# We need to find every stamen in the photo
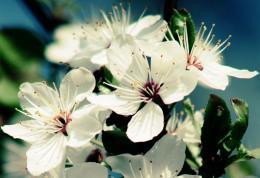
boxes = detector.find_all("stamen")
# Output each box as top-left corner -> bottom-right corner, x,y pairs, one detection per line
212,34 -> 232,53
149,160 -> 153,176
215,42 -> 231,56
22,94 -> 49,117
138,168 -> 144,178
183,19 -> 190,54
176,30 -> 184,48
103,82 -> 140,94
203,23 -> 215,47
128,160 -> 137,178
52,82 -> 64,111
166,25 -> 175,40
15,108 -> 36,120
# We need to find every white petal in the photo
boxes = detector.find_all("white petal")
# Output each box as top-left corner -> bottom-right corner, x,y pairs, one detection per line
1,120 -> 50,143
67,143 -> 96,163
87,93 -> 140,116
130,15 -> 167,56
145,134 -> 186,176
180,70 -> 199,93
199,63 -> 229,90
69,57 -> 101,72
159,72 -> 198,104
26,133 -> 67,176
54,24 -> 82,41
45,41 -> 78,63
150,41 -> 186,84
106,154 -> 148,178
120,47 -> 150,86
174,119 -> 201,144
59,67 -> 95,111
45,24 -> 82,63
212,63 -> 258,78
67,104 -> 109,148
65,163 -> 108,178
135,18 -> 167,42
91,49 -> 108,65
126,102 -> 164,142
108,45 -> 149,89
48,160 -> 66,178
127,15 -> 164,37
106,36 -> 136,81
78,24 -> 111,51
176,175 -> 202,178
18,82 -> 60,119
134,40 -> 160,57
159,81 -> 186,104
68,48 -> 102,71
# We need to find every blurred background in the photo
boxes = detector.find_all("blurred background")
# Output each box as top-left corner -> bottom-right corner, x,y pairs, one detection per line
0,0 -> 259,177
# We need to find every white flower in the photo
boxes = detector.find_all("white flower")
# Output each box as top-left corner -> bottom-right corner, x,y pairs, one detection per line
167,22 -> 258,90
45,24 -> 82,64
1,67 -> 111,176
166,110 -> 204,144
50,4 -> 167,71
166,109 -> 204,168
106,134 -> 201,178
65,162 -> 108,178
88,41 -> 196,142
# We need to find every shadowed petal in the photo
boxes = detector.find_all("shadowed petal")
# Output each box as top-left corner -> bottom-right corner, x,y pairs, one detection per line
126,102 -> 164,142
66,163 -> 108,178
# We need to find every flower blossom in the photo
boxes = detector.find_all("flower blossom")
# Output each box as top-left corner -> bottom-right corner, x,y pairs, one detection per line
88,42 -> 196,142
167,22 -> 258,90
1,68 -> 111,176
106,134 -> 201,178
166,109 -> 204,144
46,4 -> 167,71
45,24 -> 82,65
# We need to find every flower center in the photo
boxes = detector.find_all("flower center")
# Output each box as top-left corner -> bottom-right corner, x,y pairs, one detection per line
139,81 -> 161,102
186,55 -> 204,71
54,113 -> 72,136
86,149 -> 104,163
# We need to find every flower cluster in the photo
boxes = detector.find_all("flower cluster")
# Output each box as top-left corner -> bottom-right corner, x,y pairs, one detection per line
2,4 -> 258,178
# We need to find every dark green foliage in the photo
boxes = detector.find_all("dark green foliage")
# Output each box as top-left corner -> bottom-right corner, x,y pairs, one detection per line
199,95 -> 253,178
0,28 -> 44,106
102,130 -> 138,155
168,9 -> 196,51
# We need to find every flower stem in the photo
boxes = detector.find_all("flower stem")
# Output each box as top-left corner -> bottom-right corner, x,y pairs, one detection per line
90,139 -> 104,148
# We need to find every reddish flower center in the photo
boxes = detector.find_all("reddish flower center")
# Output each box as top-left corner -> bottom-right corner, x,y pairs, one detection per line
186,55 -> 204,71
140,81 -> 161,101
54,113 -> 72,136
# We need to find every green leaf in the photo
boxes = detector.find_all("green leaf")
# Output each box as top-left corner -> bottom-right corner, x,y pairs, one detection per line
231,98 -> 248,123
223,144 -> 254,169
96,67 -> 118,94
226,161 -> 256,178
0,77 -> 19,106
169,9 -> 196,51
0,28 -> 45,106
183,98 -> 194,117
222,98 -> 249,153
0,28 -> 44,81
102,130 -> 138,155
103,67 -> 118,85
201,94 -> 231,163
